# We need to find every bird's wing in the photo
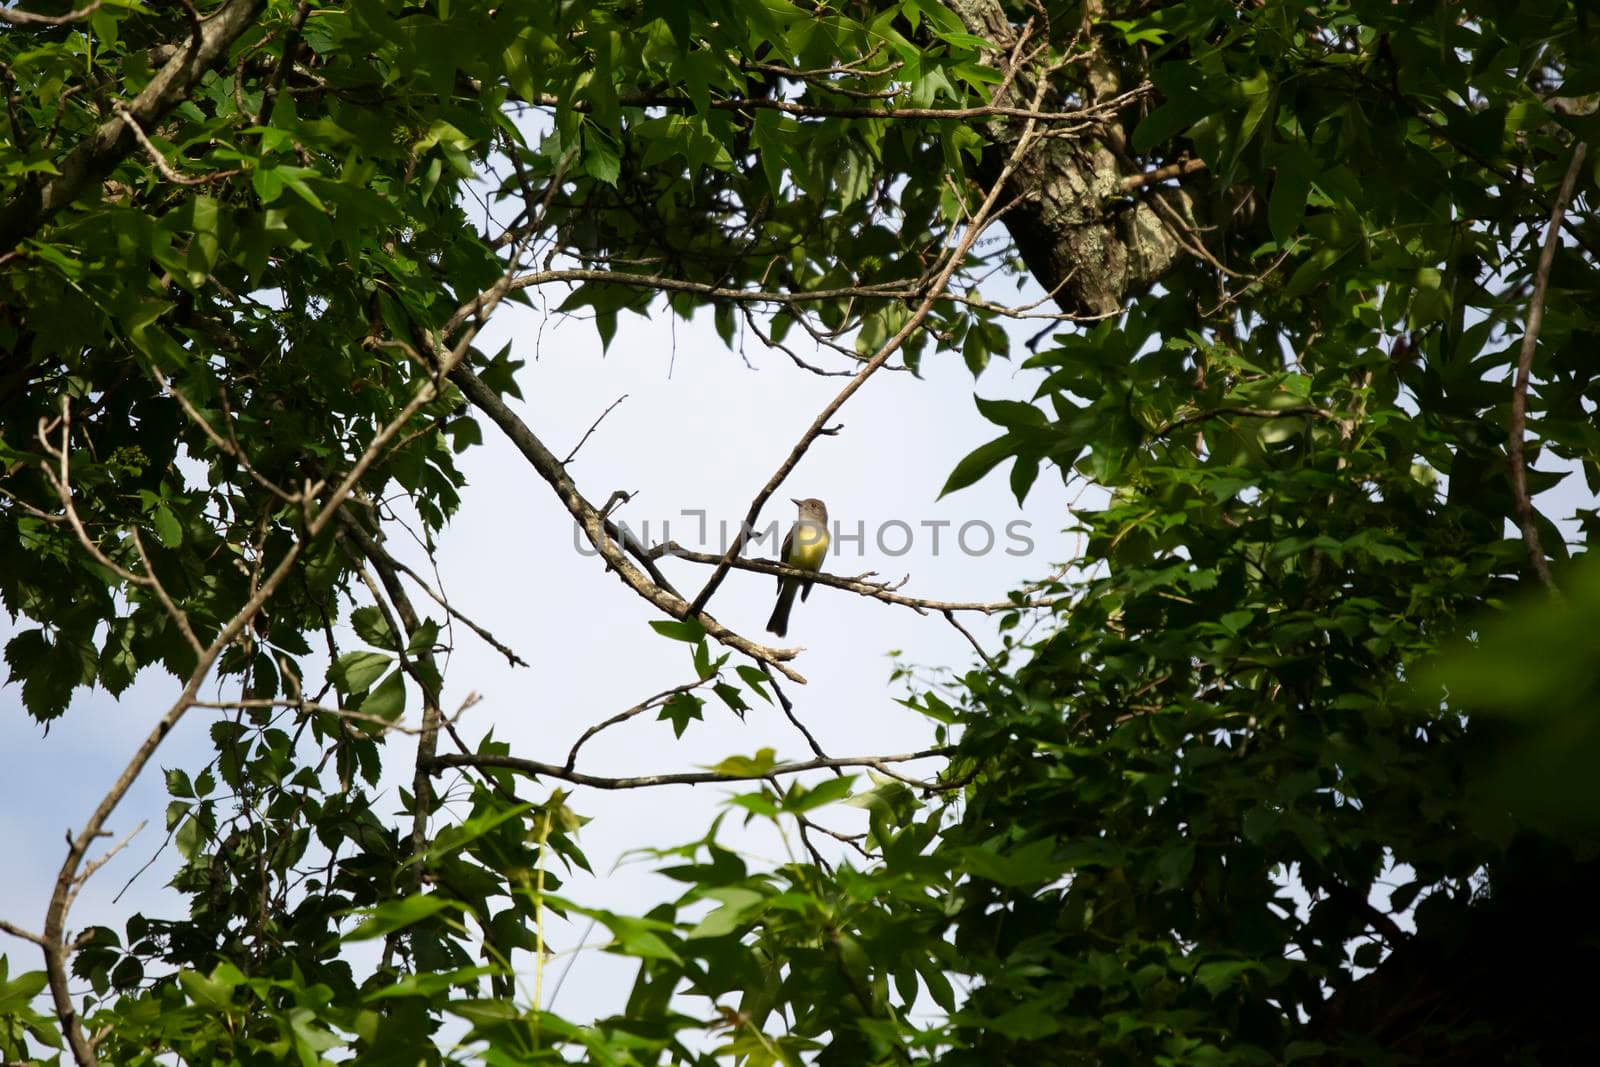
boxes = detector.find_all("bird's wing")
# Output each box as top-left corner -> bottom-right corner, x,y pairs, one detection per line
777,524 -> 794,590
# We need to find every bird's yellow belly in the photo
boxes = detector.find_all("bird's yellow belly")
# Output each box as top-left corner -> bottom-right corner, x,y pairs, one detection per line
791,527 -> 829,571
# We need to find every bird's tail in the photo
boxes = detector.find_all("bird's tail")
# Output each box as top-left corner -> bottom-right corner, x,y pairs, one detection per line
767,578 -> 799,637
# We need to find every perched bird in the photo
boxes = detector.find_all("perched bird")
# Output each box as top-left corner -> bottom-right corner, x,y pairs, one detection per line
767,498 -> 829,637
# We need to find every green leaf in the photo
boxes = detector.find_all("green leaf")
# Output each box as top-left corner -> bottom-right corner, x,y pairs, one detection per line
1133,72 -> 1213,152
405,618 -> 441,656
686,887 -> 767,939
957,837 -> 1065,887
689,636 -> 713,680
940,433 -> 1016,497
174,814 -> 202,861
1267,143 -> 1315,244
713,682 -> 749,716
735,664 -> 774,703
708,748 -> 778,777
328,651 -> 393,698
783,774 -> 855,814
650,619 -> 706,643
659,692 -> 704,737
573,906 -> 682,962
251,164 -> 286,203
582,127 -> 621,185
975,397 -> 1046,429
1009,454 -> 1040,505
0,969 -> 48,1011
358,669 -> 406,722
366,965 -> 500,1001
177,964 -> 242,1011
1195,959 -> 1262,996
343,895 -> 463,942
350,606 -> 397,650
151,505 -> 182,548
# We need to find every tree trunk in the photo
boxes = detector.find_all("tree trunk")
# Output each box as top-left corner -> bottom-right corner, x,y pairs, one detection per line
949,0 -> 1198,317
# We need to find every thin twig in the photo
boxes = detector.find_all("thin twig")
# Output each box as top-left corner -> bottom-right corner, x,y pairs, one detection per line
37,403 -> 205,655
943,610 -> 996,668
762,665 -> 831,765
257,0 -> 311,122
1508,141 -> 1587,591
565,679 -> 713,770
562,394 -> 629,465
62,822 -> 146,923
188,696 -> 460,735
349,532 -> 528,668
173,0 -> 203,40
113,106 -> 242,186
480,265 -> 1118,325
149,365 -> 292,498
1153,404 -> 1333,437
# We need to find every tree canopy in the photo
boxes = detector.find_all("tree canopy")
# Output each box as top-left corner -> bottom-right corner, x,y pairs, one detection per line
2,0 -> 1599,1064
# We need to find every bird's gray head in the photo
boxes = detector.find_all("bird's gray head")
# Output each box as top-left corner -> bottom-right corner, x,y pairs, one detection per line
791,497 -> 828,523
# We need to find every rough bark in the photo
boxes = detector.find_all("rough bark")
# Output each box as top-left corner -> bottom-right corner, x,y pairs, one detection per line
949,0 -> 1197,317
0,0 -> 266,250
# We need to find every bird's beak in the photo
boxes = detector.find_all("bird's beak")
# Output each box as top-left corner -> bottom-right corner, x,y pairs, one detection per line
791,498 -> 803,506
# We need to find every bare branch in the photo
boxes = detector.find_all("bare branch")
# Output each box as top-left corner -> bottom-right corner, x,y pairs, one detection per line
470,265 -> 1114,327
432,748 -> 954,791
565,679 -> 713,770
344,524 -> 528,668
761,664 -> 831,765
62,822 -> 146,924
172,0 -> 203,46
0,63 -> 29,152
337,517 -> 450,918
0,0 -> 106,26
115,105 -> 242,186
257,0 -> 311,123
36,403 -> 205,656
514,82 -> 1144,124
1121,157 -> 1207,191
0,918 -> 48,949
562,394 -> 629,465
1509,141 -> 1587,591
738,304 -> 857,376
189,695 -> 471,736
655,543 -> 1039,615
944,609 -> 997,669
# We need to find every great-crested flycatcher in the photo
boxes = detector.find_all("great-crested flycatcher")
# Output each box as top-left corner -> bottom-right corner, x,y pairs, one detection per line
767,498 -> 829,637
